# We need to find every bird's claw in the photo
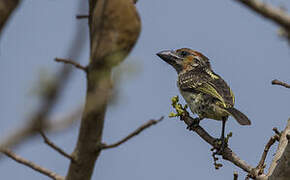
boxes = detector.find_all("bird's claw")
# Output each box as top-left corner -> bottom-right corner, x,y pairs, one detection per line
213,138 -> 227,155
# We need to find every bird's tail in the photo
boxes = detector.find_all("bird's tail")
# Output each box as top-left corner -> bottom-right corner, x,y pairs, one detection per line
225,107 -> 251,125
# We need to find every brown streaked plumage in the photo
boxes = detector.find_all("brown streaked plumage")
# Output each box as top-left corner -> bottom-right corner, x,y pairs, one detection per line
157,48 -> 251,151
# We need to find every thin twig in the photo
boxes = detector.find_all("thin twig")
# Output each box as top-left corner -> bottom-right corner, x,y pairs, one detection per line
101,117 -> 164,150
39,131 -> 75,162
235,0 -> 290,30
272,79 -> 290,88
256,135 -> 279,175
234,171 -> 238,180
76,14 -> 89,19
55,58 -> 87,72
0,148 -> 64,180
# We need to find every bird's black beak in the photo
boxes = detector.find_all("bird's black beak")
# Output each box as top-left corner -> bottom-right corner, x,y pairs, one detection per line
156,50 -> 183,72
156,50 -> 180,65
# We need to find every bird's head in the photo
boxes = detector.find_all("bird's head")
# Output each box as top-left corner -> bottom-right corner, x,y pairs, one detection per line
156,48 -> 211,73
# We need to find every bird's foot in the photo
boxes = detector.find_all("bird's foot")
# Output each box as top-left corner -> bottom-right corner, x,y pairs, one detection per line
186,117 -> 201,130
214,137 -> 227,155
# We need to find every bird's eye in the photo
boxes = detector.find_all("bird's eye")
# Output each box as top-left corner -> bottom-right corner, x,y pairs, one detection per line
179,51 -> 189,57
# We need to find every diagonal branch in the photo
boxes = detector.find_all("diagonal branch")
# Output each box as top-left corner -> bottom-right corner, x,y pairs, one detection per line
101,117 -> 163,150
272,79 -> 290,89
181,114 -> 255,174
234,0 -> 290,30
39,131 -> 75,162
0,148 -> 64,180
255,134 -> 279,175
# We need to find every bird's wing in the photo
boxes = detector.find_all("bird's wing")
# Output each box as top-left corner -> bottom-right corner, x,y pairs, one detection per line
178,69 -> 235,108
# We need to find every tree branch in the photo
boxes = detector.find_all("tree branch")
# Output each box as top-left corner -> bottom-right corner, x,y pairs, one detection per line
76,14 -> 89,19
65,0 -> 141,179
267,119 -> 290,180
234,0 -> 290,30
256,135 -> 279,175
271,79 -> 290,89
0,148 -> 64,180
55,58 -> 88,72
101,117 -> 163,150
0,0 -> 20,36
180,114 -> 255,174
40,131 -> 75,162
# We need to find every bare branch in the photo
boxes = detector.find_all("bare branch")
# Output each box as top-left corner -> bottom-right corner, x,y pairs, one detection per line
234,171 -> 238,180
272,79 -> 290,88
256,135 -> 279,175
101,117 -> 163,150
180,114 -> 255,174
55,58 -> 87,72
76,14 -> 89,19
267,119 -> 290,179
234,0 -> 290,30
0,148 -> 64,180
40,131 -> 75,162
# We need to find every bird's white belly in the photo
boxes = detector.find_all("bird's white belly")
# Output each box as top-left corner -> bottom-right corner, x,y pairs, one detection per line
179,89 -> 227,120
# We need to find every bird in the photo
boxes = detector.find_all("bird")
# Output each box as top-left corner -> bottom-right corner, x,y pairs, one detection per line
156,48 -> 251,151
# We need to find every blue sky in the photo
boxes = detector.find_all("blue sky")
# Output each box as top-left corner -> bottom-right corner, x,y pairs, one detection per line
1,0 -> 290,179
